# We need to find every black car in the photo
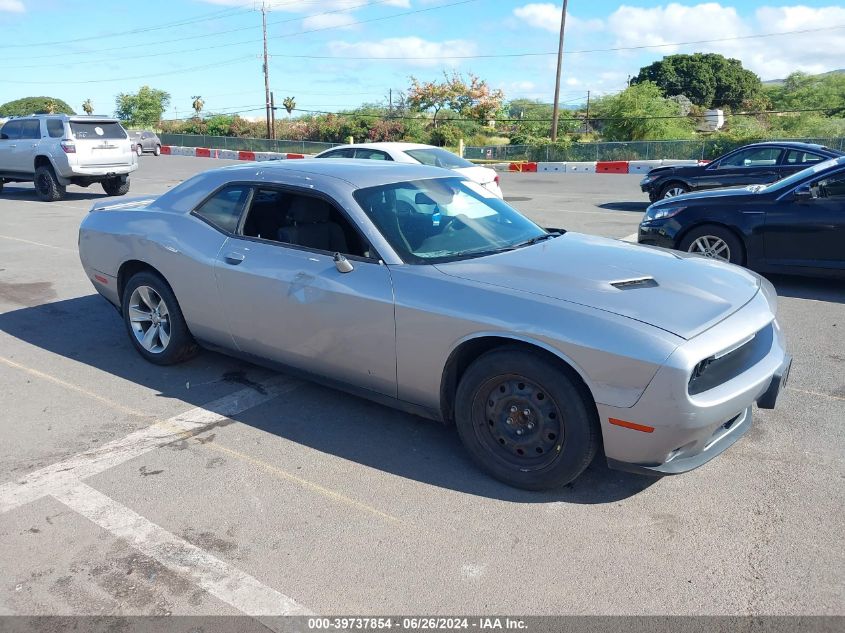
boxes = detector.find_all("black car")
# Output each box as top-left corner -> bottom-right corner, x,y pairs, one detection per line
638,156 -> 845,278
640,142 -> 844,202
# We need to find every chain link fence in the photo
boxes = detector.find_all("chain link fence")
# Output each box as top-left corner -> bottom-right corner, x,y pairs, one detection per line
158,134 -> 339,154
464,138 -> 845,162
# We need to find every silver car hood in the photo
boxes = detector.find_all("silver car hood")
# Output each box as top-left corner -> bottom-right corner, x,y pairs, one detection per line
434,232 -> 761,340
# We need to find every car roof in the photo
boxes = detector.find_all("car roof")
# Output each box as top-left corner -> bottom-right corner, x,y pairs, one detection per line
217,158 -> 454,188
325,142 -> 435,152
742,141 -> 836,152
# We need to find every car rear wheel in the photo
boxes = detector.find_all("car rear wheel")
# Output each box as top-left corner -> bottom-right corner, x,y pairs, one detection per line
102,177 -> 130,196
154,144 -> 161,156
659,182 -> 688,199
455,348 -> 599,490
122,271 -> 197,365
679,224 -> 745,265
34,165 -> 66,202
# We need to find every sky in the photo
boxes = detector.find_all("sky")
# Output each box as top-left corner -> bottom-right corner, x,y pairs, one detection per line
0,0 -> 843,120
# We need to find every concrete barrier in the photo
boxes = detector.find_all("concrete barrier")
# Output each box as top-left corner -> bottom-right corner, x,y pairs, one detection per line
509,162 -> 538,172
628,160 -> 663,174
596,160 -> 629,174
565,162 -> 597,173
538,162 -> 566,172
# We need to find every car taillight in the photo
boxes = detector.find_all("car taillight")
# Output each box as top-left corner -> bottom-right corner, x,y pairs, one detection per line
494,174 -> 500,186
60,140 -> 76,153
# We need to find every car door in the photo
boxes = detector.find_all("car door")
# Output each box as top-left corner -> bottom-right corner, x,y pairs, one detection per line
13,119 -> 43,172
763,168 -> 845,270
0,119 -> 23,172
213,186 -> 397,397
698,147 -> 784,190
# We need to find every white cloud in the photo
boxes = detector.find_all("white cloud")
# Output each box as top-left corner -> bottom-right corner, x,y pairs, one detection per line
327,37 -> 478,67
302,12 -> 357,30
0,0 -> 24,12
199,0 -> 408,10
513,3 -> 603,33
604,3 -> 845,80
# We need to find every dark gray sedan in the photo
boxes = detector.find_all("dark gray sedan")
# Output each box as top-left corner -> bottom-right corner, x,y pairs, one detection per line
78,159 -> 790,489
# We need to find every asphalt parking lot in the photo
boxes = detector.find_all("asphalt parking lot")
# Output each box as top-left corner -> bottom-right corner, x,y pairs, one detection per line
0,155 -> 843,617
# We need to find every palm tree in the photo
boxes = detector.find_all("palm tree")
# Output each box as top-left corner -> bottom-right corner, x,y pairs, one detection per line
282,96 -> 296,116
191,95 -> 204,118
82,99 -> 94,115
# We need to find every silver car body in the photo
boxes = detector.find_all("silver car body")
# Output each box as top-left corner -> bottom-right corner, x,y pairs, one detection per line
78,160 -> 790,475
0,114 -> 136,186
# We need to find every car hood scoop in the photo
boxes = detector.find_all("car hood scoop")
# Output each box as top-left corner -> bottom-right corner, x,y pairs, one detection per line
434,232 -> 760,340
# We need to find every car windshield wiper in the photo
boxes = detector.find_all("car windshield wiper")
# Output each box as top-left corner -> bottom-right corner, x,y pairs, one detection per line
510,232 -> 561,249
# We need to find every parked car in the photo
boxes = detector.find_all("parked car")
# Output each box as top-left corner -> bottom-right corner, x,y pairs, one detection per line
640,141 -> 844,201
638,156 -> 845,277
314,142 -> 503,198
129,129 -> 162,156
0,114 -> 136,201
79,159 -> 790,490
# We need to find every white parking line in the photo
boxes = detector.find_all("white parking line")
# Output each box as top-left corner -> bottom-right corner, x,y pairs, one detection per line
54,482 -> 311,616
621,233 -> 638,243
0,375 -> 301,514
0,233 -> 77,252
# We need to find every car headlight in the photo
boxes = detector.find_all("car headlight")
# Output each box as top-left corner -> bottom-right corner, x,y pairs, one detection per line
643,205 -> 686,221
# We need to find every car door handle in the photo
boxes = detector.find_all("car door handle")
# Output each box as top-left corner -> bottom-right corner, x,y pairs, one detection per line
223,251 -> 245,265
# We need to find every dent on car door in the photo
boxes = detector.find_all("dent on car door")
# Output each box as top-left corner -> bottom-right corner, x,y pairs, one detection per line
764,170 -> 845,269
212,187 -> 398,396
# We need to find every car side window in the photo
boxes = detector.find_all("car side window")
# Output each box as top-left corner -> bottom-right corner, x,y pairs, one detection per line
240,188 -> 371,258
46,119 -> 64,138
19,119 -> 41,140
320,148 -> 353,159
353,149 -> 391,160
785,150 -> 824,165
810,173 -> 845,200
0,120 -> 21,140
193,185 -> 252,233
720,147 -> 782,168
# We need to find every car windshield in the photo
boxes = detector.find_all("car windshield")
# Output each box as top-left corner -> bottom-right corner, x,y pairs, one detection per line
761,157 -> 845,192
405,147 -> 474,169
353,177 -> 549,264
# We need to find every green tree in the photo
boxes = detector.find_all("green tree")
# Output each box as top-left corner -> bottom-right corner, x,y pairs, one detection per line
591,81 -> 695,141
82,99 -> 94,115
114,86 -> 170,127
634,53 -> 762,109
0,96 -> 75,117
765,71 -> 845,116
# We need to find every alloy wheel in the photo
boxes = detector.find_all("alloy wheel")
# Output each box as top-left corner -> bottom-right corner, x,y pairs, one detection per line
688,235 -> 731,262
663,186 -> 687,198
128,285 -> 171,353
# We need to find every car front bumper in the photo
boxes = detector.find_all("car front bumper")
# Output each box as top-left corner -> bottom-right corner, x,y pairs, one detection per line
638,220 -> 681,249
598,288 -> 789,476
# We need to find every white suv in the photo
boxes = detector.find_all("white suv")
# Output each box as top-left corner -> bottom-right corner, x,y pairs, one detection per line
0,114 -> 137,201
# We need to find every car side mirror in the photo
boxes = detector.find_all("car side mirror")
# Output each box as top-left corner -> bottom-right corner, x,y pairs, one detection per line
793,187 -> 814,202
334,252 -> 354,273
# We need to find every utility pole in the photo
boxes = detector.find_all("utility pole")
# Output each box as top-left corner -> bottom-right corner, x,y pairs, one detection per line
584,90 -> 590,135
270,92 -> 276,138
550,0 -> 569,141
261,3 -> 272,139
389,89 -> 393,117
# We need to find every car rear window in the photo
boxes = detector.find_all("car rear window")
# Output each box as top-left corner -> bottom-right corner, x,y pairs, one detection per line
69,122 -> 127,140
405,147 -> 473,169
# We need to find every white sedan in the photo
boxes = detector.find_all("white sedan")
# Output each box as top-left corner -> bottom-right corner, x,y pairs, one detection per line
314,142 -> 503,198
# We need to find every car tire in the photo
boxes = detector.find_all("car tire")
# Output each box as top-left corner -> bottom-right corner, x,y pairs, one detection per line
659,182 -> 689,199
454,347 -> 599,490
136,145 -> 143,156
154,144 -> 161,156
121,271 -> 198,365
34,165 -> 66,202
0,179 -> 4,194
102,177 -> 130,196
679,224 -> 745,265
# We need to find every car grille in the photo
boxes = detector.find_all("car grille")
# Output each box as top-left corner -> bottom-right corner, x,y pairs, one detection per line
688,324 -> 773,395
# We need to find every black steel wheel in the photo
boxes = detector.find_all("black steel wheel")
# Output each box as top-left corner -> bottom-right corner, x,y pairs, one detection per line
34,165 -> 66,202
455,347 -> 599,490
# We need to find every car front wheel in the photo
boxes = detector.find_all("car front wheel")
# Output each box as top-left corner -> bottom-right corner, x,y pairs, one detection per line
122,271 -> 197,365
455,348 -> 599,490
659,182 -> 689,199
154,144 -> 161,156
679,224 -> 745,265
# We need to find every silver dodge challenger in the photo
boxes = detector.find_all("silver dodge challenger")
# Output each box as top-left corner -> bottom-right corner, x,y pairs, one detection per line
78,159 -> 791,490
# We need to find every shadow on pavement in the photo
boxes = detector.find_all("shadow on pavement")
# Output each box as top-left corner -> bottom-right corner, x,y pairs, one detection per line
0,184 -> 110,202
597,201 -> 649,212
766,273 -> 845,304
0,294 -> 658,504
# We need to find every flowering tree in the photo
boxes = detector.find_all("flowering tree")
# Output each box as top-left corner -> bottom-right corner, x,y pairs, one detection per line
407,72 -> 504,128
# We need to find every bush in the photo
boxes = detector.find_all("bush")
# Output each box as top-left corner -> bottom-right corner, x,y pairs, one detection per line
0,96 -> 75,116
